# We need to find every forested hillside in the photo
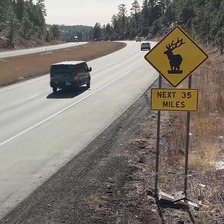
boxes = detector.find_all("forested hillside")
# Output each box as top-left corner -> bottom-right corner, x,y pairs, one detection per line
93,0 -> 224,52
0,0 -> 48,48
59,25 -> 93,42
1,0 -> 224,51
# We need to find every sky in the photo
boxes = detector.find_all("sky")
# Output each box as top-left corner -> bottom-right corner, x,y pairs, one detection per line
44,0 -> 134,27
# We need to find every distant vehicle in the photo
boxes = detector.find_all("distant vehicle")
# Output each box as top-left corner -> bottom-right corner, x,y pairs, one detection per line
73,36 -> 78,42
136,37 -> 142,42
50,61 -> 92,92
94,38 -> 103,41
141,42 -> 151,51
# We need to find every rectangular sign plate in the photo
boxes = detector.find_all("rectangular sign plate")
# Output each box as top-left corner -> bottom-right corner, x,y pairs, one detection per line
151,89 -> 198,111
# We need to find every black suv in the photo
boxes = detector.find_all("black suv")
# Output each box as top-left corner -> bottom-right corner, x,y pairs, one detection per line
50,61 -> 92,92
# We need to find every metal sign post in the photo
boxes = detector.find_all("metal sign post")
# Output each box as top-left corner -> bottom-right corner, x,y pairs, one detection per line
155,75 -> 162,198
184,75 -> 192,196
153,75 -> 194,201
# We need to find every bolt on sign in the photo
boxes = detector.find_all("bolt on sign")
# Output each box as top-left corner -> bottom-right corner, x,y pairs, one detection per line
151,89 -> 198,111
145,26 -> 208,87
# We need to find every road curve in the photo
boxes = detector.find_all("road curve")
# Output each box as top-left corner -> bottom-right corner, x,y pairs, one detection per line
0,42 -> 87,58
0,41 -> 158,219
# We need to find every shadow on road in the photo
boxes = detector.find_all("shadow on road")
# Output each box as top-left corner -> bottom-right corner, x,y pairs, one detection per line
47,87 -> 89,99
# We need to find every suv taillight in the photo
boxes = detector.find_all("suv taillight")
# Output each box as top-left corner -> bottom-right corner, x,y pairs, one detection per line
74,73 -> 78,82
50,71 -> 54,80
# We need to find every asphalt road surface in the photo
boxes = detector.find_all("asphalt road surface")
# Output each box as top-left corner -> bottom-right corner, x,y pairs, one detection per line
0,42 -> 87,58
0,41 -> 158,219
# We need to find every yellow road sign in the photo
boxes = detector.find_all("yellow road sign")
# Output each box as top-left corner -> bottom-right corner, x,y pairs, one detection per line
151,89 -> 198,111
145,26 -> 208,87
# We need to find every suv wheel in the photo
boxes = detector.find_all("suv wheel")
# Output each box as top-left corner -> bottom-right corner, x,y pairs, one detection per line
86,79 -> 91,88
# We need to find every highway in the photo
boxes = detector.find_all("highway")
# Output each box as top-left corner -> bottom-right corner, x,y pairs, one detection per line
0,42 -> 87,58
0,41 -> 158,219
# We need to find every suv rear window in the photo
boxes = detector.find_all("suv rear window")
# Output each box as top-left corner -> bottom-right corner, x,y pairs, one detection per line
75,63 -> 89,72
51,65 -> 75,74
51,63 -> 89,74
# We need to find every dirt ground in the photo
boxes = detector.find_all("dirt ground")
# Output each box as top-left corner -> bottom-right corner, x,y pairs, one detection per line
0,42 -> 223,224
0,42 -> 125,86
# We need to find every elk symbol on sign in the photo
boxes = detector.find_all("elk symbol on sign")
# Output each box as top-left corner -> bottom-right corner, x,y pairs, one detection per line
164,37 -> 185,74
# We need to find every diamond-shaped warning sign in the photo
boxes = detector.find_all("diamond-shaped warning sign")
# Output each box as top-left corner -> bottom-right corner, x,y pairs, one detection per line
145,26 -> 208,87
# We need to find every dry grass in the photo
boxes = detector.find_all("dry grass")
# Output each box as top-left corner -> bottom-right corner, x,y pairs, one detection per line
130,137 -> 149,145
157,47 -> 224,222
85,193 -> 108,211
190,50 -> 224,169
161,47 -> 224,172
178,142 -> 220,172
0,42 -> 125,87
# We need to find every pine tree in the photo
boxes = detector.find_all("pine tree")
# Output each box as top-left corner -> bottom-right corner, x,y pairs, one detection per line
130,0 -> 141,35
37,0 -> 46,16
93,23 -> 102,40
50,24 -> 60,40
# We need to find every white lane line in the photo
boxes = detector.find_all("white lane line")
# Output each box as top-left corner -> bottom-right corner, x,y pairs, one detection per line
0,63 -> 140,147
0,76 -> 47,93
24,94 -> 40,101
0,94 -> 41,115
